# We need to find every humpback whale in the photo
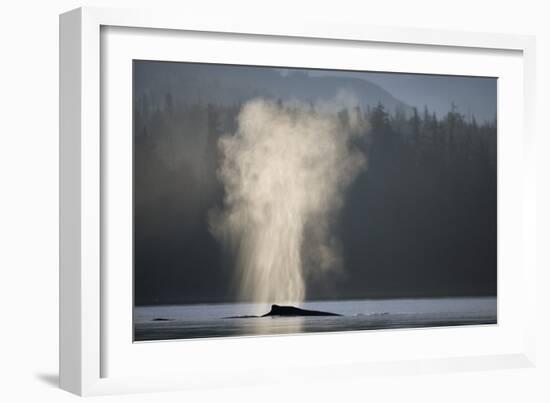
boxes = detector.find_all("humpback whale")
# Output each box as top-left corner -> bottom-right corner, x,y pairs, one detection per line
261,304 -> 341,317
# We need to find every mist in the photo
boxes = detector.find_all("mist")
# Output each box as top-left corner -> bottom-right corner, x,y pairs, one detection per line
209,97 -> 367,306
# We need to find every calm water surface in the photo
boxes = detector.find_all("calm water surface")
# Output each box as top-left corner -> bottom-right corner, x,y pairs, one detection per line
134,297 -> 496,341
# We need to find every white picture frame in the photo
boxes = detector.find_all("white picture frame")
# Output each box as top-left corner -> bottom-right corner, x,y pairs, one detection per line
59,6 -> 537,396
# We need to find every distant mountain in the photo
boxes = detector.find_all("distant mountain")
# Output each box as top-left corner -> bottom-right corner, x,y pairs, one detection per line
134,61 -> 413,114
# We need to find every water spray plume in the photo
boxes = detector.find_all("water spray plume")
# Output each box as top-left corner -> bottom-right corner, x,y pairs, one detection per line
210,96 -> 367,307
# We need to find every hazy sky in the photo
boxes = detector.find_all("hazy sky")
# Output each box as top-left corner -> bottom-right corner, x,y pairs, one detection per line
135,61 -> 497,123
289,68 -> 497,123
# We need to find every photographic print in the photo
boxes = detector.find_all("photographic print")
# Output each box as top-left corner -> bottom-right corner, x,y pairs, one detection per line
133,61 -> 497,341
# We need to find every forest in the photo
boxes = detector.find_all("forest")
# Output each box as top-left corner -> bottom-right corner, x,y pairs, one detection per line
133,93 -> 497,304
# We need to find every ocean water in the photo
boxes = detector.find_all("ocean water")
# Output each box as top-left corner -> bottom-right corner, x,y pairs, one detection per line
134,297 -> 496,342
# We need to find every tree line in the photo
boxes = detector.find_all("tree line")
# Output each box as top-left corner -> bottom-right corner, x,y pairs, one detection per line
133,94 -> 497,303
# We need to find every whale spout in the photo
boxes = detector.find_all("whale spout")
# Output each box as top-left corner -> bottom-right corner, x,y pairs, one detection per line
261,304 -> 341,317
